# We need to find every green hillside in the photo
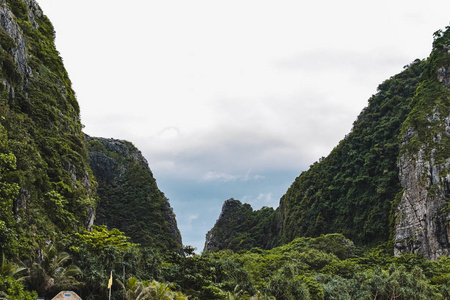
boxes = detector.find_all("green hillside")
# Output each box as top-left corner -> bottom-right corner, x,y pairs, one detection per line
86,136 -> 182,251
278,58 -> 426,246
206,27 -> 450,254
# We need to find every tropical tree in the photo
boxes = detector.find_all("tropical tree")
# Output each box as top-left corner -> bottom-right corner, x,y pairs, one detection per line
70,226 -> 144,300
383,264 -> 434,300
224,285 -> 246,300
117,277 -> 188,300
117,276 -> 147,300
161,246 -> 219,298
315,273 -> 355,300
0,253 -> 27,280
0,252 -> 32,299
250,291 -> 276,300
26,243 -> 81,297
0,275 -> 37,300
266,272 -> 310,300
146,280 -> 187,300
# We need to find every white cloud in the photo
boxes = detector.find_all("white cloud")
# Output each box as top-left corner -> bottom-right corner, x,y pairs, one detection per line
158,127 -> 180,140
202,171 -> 239,183
202,170 -> 265,183
186,215 -> 199,230
242,193 -> 278,209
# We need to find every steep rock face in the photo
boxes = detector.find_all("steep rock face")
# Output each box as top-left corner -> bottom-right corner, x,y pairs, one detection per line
0,1 -> 31,78
0,0 -> 96,257
394,140 -> 450,259
86,136 -> 182,251
394,29 -> 450,259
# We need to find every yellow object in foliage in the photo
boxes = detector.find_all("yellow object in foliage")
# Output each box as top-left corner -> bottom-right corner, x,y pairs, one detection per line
108,271 -> 113,289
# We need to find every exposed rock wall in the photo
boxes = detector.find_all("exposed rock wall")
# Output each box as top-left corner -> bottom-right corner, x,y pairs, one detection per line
394,42 -> 450,259
395,140 -> 450,259
0,0 -> 32,78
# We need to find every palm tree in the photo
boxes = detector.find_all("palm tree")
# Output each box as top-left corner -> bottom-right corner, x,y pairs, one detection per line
0,253 -> 27,280
224,285 -> 246,300
250,291 -> 276,300
27,244 -> 81,297
118,276 -> 146,300
146,280 -> 176,300
118,277 -> 188,300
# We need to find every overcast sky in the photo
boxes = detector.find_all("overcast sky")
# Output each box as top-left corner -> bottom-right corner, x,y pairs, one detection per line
37,0 -> 450,252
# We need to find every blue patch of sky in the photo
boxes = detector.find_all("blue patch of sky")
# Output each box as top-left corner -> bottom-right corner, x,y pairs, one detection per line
157,170 -> 299,253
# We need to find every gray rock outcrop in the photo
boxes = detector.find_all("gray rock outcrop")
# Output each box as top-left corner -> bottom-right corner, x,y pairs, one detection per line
394,143 -> 450,259
0,0 -> 32,78
394,64 -> 450,259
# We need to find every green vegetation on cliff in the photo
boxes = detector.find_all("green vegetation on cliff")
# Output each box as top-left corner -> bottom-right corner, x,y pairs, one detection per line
85,136 -> 182,252
279,58 -> 426,247
0,2 -> 183,299
205,199 -> 278,251
399,29 -> 450,162
0,0 -> 96,259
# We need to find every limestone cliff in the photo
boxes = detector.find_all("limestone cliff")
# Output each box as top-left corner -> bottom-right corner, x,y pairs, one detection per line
86,136 -> 182,251
0,0 -> 96,257
394,129 -> 450,259
394,29 -> 450,259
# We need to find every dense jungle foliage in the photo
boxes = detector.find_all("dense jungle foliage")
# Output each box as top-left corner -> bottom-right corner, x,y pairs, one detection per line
2,232 -> 450,299
205,199 -> 278,252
